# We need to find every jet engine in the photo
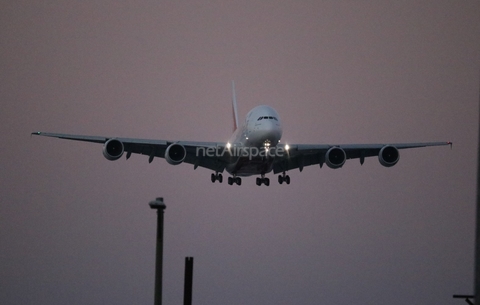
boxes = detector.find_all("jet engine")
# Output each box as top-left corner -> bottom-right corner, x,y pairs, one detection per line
325,147 -> 346,169
379,145 -> 399,167
103,138 -> 124,161
165,143 -> 187,165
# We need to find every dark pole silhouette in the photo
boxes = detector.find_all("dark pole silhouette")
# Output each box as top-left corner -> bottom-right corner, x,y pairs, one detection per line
150,197 -> 166,305
184,257 -> 194,305
454,75 -> 479,305
475,73 -> 480,303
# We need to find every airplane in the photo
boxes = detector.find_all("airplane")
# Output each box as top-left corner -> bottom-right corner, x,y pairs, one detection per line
32,81 -> 452,186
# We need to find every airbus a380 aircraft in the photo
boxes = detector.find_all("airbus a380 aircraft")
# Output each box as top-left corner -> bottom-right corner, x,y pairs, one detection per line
32,82 -> 451,186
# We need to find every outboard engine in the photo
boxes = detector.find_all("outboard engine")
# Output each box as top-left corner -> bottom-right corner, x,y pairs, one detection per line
103,139 -> 124,161
378,145 -> 399,167
165,143 -> 187,165
325,147 -> 346,169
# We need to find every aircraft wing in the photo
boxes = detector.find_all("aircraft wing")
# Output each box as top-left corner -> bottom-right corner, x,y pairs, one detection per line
31,132 -> 230,173
272,142 -> 452,174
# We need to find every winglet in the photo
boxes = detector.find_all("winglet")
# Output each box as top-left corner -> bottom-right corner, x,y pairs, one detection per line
448,141 -> 453,149
232,80 -> 239,132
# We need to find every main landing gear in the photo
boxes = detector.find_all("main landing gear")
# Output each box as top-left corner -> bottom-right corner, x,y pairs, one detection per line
211,172 -> 289,186
256,174 -> 270,186
213,172 -> 241,185
278,172 -> 290,185
228,176 -> 242,185
211,172 -> 223,183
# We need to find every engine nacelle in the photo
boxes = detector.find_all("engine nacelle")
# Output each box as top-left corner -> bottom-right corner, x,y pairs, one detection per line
165,143 -> 186,165
325,147 -> 346,169
379,145 -> 399,167
103,138 -> 124,161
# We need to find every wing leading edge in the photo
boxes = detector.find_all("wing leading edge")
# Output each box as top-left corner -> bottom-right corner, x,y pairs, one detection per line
272,142 -> 451,173
31,132 -> 230,173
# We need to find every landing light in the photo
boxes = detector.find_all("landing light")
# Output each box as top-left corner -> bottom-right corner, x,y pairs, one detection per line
226,142 -> 231,149
285,144 -> 290,151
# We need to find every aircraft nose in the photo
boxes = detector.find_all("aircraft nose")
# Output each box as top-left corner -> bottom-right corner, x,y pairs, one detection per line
258,119 -> 278,130
255,123 -> 282,143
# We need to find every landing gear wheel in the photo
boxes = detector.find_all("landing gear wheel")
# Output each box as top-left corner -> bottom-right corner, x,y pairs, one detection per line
278,173 -> 290,185
228,176 -> 240,185
256,176 -> 270,186
211,172 -> 223,183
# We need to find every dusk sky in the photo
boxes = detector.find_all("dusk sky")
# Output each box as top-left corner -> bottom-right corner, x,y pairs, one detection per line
1,1 -> 479,304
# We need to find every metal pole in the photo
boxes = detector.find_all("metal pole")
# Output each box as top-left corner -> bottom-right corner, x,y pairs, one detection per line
149,197 -> 166,305
183,257 -> 194,305
475,72 -> 480,303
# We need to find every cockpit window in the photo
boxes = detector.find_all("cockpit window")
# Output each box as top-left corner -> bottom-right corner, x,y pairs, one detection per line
257,116 -> 278,121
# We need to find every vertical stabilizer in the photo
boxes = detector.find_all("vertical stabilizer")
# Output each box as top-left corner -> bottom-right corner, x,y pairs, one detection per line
232,80 -> 239,132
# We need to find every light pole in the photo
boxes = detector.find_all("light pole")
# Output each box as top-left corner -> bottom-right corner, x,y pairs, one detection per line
149,197 -> 166,305
184,257 -> 194,305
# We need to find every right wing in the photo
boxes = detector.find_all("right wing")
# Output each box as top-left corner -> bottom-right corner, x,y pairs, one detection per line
272,141 -> 452,173
31,132 -> 231,173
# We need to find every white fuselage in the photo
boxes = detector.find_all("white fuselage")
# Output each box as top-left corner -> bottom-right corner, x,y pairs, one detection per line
225,105 -> 283,176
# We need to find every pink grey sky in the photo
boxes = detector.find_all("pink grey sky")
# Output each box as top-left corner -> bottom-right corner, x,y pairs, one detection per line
1,1 -> 479,304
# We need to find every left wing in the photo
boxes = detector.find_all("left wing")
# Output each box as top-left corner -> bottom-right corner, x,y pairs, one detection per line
272,142 -> 452,173
31,132 -> 231,173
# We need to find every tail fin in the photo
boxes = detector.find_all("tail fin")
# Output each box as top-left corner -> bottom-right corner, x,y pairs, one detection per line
231,80 -> 239,132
